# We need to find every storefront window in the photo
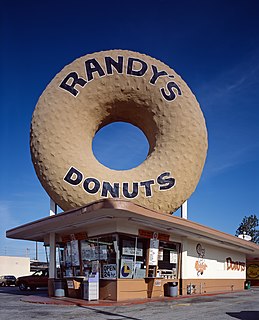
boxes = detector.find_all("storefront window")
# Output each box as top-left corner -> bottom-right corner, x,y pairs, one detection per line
62,233 -> 180,280
81,235 -> 117,279
64,242 -> 73,276
157,242 -> 179,279
119,235 -> 147,279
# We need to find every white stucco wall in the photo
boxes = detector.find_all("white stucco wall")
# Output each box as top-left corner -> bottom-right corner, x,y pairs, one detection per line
0,256 -> 30,278
182,240 -> 246,279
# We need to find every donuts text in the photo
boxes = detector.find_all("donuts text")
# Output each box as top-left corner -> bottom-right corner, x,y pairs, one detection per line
64,166 -> 176,199
59,55 -> 182,102
226,257 -> 246,272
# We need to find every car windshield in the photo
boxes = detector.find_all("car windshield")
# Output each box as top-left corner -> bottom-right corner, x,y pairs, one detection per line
33,270 -> 48,277
5,276 -> 15,279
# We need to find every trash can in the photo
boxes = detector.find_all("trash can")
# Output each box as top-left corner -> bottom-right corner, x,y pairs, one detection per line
54,279 -> 65,297
168,282 -> 178,297
244,281 -> 251,290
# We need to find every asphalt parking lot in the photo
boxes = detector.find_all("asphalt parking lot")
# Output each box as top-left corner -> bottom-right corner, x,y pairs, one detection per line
0,286 -> 259,320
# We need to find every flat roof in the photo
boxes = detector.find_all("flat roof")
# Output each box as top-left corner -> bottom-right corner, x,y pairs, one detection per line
6,199 -> 259,258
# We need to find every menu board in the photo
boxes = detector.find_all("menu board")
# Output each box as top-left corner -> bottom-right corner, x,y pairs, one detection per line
170,251 -> 178,264
148,239 -> 159,266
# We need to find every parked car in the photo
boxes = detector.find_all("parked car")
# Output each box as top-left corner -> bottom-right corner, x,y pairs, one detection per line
0,275 -> 16,286
16,269 -> 48,291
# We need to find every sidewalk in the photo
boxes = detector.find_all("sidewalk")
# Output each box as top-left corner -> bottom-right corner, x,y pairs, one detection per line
20,289 -> 245,307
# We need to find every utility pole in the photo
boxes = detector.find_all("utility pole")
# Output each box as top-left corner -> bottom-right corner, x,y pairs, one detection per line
35,241 -> 38,260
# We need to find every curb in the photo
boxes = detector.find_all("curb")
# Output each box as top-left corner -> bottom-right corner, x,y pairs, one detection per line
20,289 -> 246,307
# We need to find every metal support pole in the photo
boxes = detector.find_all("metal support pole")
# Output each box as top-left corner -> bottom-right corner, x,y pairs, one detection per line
44,245 -> 49,264
50,198 -> 57,216
49,233 -> 56,279
181,200 -> 188,219
35,241 -> 38,260
133,237 -> 138,278
181,238 -> 188,295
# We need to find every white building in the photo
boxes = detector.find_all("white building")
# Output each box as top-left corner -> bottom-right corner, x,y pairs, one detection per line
0,256 -> 30,278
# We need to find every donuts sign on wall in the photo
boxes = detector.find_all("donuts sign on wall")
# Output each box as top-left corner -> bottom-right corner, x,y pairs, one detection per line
30,50 -> 208,214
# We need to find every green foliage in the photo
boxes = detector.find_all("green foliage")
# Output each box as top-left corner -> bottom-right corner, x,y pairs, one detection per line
235,214 -> 259,244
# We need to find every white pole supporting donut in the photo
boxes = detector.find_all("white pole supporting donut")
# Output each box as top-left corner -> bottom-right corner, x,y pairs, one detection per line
49,232 -> 56,279
181,200 -> 188,219
50,198 -> 57,216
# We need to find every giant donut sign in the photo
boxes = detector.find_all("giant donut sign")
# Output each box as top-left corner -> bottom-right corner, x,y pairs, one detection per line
30,50 -> 208,214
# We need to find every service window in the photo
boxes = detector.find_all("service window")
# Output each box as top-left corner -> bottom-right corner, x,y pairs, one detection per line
157,242 -> 179,279
119,234 -> 148,279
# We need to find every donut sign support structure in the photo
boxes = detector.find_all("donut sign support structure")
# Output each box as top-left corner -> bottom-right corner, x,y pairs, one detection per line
30,50 -> 208,214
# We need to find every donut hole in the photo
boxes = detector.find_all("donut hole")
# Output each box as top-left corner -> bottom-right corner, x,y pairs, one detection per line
97,100 -> 159,154
92,122 -> 150,170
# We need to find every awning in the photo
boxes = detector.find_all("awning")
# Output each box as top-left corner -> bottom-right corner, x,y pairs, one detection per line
6,199 -> 259,258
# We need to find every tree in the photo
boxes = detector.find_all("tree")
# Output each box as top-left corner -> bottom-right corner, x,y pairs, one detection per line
235,214 -> 259,244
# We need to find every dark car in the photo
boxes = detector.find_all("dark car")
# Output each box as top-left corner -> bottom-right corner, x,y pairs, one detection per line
16,269 -> 48,291
0,275 -> 16,286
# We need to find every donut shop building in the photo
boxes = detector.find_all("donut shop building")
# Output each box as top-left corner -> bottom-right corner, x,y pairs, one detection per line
6,199 -> 259,301
6,49 -> 259,301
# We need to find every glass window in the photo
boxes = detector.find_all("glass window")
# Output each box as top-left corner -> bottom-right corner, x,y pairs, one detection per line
81,235 -> 117,279
63,241 -> 81,276
62,233 -> 180,280
157,242 -> 179,279
119,234 -> 148,279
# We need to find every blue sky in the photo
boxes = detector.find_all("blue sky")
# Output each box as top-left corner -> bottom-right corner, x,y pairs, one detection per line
1,0 -> 259,261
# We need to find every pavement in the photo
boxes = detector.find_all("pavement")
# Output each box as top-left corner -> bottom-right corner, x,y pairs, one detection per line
20,289 -> 244,306
1,286 -> 259,320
